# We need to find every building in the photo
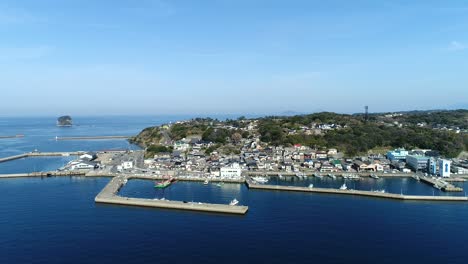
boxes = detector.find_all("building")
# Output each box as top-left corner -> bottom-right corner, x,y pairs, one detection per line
70,161 -> 96,170
386,148 -> 409,161
406,155 -> 429,171
173,140 -> 190,151
427,158 -> 437,175
220,163 -> 242,178
438,159 -> 451,178
122,161 -> 134,170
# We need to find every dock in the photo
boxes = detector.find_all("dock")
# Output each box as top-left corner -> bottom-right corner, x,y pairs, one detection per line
419,176 -> 463,192
246,179 -> 467,202
55,136 -> 131,140
95,175 -> 248,215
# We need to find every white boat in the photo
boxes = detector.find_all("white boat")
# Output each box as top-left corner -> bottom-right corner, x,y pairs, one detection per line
373,189 -> 386,193
328,174 -> 336,180
340,183 -> 347,190
252,176 -> 268,183
278,174 -> 283,179
308,184 -> 314,188
203,179 -> 209,185
314,173 -> 323,179
229,198 -> 239,206
370,174 -> 379,179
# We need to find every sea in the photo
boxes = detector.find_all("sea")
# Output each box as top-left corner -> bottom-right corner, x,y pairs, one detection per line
1,116 -> 468,264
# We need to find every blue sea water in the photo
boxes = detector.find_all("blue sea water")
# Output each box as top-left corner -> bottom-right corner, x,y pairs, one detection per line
1,116 -> 468,264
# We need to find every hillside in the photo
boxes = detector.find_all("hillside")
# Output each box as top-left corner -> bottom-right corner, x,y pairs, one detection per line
131,110 -> 468,158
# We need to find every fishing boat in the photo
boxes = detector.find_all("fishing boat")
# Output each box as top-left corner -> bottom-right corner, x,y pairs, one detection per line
328,174 -> 336,180
373,189 -> 386,193
308,184 -> 314,188
370,174 -> 379,179
252,176 -> 268,183
229,198 -> 239,206
154,177 -> 174,189
203,179 -> 209,185
340,183 -> 347,190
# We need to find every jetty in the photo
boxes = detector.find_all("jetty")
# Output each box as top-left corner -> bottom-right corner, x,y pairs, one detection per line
246,178 -> 467,202
55,136 -> 131,140
0,135 -> 24,139
0,151 -> 85,163
95,175 -> 248,215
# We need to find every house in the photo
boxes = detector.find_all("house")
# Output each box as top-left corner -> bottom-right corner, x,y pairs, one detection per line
316,151 -> 327,159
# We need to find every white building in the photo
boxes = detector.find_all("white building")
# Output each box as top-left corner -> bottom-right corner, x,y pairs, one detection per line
122,161 -> 134,170
438,159 -> 451,178
70,161 -> 95,170
220,163 -> 242,178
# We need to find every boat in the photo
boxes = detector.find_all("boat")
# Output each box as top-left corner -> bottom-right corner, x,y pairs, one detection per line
203,179 -> 209,185
340,183 -> 347,190
229,198 -> 239,206
308,184 -> 314,188
348,174 -> 360,180
370,174 -> 379,179
342,174 -> 349,179
328,174 -> 336,180
154,177 -> 175,189
314,173 -> 323,179
278,174 -> 283,179
252,176 -> 268,183
373,189 -> 386,193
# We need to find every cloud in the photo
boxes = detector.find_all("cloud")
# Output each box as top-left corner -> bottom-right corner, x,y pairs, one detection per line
448,41 -> 466,51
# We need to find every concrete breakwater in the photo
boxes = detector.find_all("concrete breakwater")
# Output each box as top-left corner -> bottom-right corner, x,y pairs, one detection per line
0,171 -> 86,178
246,171 -> 468,178
0,151 -> 84,163
245,180 -> 468,202
55,136 -> 131,140
95,175 -> 249,215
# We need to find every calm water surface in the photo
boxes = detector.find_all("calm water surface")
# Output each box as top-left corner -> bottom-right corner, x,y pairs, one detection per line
1,117 -> 468,264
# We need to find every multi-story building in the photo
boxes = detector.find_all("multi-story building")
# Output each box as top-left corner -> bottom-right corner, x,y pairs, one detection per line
386,148 -> 409,161
438,159 -> 451,178
220,163 -> 242,178
406,155 -> 429,171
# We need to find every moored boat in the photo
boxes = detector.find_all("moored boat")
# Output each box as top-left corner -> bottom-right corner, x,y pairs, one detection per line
340,183 -> 347,190
229,198 -> 239,206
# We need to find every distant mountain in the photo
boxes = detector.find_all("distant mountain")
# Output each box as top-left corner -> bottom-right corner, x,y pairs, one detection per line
57,115 -> 72,127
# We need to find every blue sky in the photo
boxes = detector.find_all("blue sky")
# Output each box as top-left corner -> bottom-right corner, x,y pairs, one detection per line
1,0 -> 467,116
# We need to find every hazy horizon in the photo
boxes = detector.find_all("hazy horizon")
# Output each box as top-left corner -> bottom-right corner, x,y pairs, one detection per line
1,0 -> 467,115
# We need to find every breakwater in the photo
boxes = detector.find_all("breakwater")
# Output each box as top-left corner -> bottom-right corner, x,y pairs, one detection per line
246,179 -> 468,202
0,171 -> 86,178
95,175 -> 248,215
0,151 -> 85,163
55,136 -> 131,140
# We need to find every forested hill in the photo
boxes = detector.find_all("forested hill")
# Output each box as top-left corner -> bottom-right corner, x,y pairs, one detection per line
131,110 -> 468,158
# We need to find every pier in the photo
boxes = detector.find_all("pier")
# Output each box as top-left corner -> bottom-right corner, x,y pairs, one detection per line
419,176 -> 463,192
95,175 -> 249,215
246,178 -> 468,202
55,136 -> 131,140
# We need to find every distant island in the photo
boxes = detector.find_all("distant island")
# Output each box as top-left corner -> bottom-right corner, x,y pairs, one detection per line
57,115 -> 73,127
130,109 -> 468,159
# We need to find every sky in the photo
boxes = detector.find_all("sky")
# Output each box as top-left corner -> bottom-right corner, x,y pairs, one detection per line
0,0 -> 467,116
